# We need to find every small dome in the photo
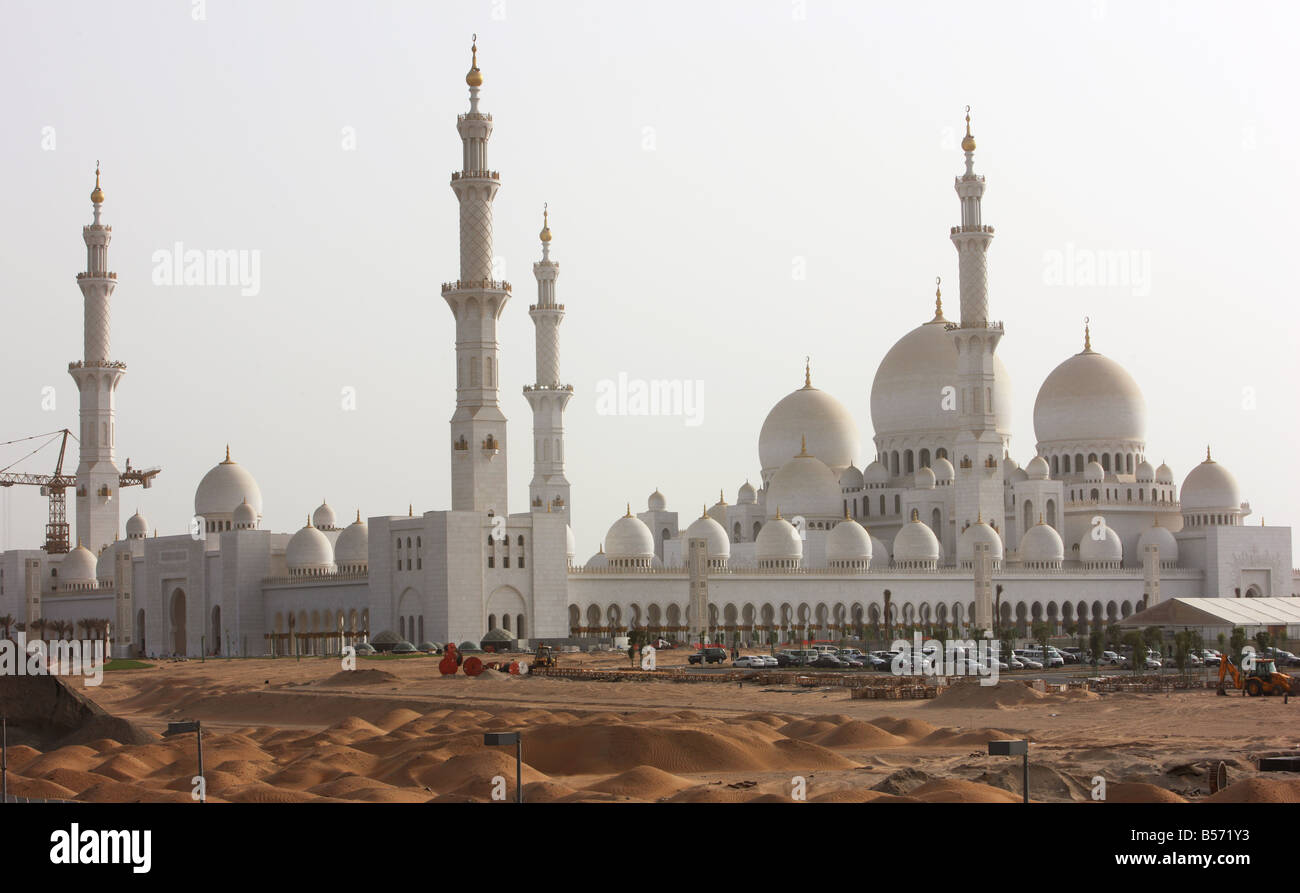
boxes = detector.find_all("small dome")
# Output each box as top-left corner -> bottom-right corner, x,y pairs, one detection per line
1083,460 -> 1105,482
233,498 -> 257,529
126,510 -> 148,538
195,447 -> 263,520
914,466 -> 936,490
1180,451 -> 1241,513
1019,520 -> 1064,565
684,510 -> 731,561
1138,522 -> 1178,563
957,518 -> 1004,565
755,514 -> 802,563
864,460 -> 891,485
893,511 -> 941,565
766,450 -> 843,520
96,546 -> 115,583
565,525 -> 576,560
312,500 -> 338,530
584,546 -> 609,569
839,465 -> 864,489
286,519 -> 335,574
1078,524 -> 1123,565
61,544 -> 97,586
1009,466 -> 1029,483
605,510 -> 655,560
1025,455 -> 1050,480
736,480 -> 758,505
335,512 -> 369,566
1156,462 -> 1174,485
1135,460 -> 1155,483
827,517 -> 872,564
647,489 -> 666,512
931,457 -> 955,483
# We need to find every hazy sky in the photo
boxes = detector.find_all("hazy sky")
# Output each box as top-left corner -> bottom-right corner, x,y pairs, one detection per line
1,0 -> 1297,558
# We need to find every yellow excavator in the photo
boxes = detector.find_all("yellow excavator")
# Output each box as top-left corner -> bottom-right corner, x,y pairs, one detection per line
1217,653 -> 1294,697
532,644 -> 557,670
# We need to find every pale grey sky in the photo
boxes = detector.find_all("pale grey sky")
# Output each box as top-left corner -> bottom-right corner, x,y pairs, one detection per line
1,0 -> 1296,556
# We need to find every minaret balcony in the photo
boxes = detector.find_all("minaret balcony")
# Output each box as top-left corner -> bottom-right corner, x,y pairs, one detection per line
950,225 -> 995,234
442,279 -> 511,295
528,303 -> 565,312
76,272 -> 117,280
523,383 -> 574,393
68,360 -> 127,371
451,170 -> 499,181
944,321 -> 1004,332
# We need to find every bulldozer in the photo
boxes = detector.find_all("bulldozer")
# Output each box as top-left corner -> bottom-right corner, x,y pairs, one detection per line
531,644 -> 557,670
1217,653 -> 1293,697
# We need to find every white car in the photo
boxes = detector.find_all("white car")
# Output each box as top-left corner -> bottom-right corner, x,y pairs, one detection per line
732,656 -> 764,668
751,654 -> 779,668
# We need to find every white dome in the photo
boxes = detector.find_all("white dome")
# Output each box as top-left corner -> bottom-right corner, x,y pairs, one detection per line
736,480 -> 758,504
334,512 -> 369,566
755,515 -> 802,562
286,520 -> 335,573
1025,455 -> 1050,480
1033,345 -> 1146,447
957,519 -> 1004,565
61,544 -> 97,586
864,460 -> 891,485
96,546 -> 115,583
312,500 -> 337,530
931,457 -> 955,483
869,535 -> 891,569
1083,460 -> 1105,482
194,448 -> 263,519
1019,521 -> 1064,565
892,512 -> 941,565
1009,466 -> 1028,483
584,546 -> 609,569
126,510 -> 148,538
759,377 -> 861,478
605,511 -> 655,560
1138,522 -> 1178,563
1156,462 -> 1174,485
765,450 -> 843,520
233,499 -> 257,528
827,518 -> 872,564
647,489 -> 666,512
685,511 -> 731,560
1135,460 -> 1155,483
1180,452 -> 1241,513
1078,524 -> 1123,565
565,525 -> 576,559
871,314 -> 1012,441
914,466 -> 936,490
839,465 -> 864,489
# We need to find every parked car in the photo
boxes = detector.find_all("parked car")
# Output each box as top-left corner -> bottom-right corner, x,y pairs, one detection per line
748,654 -> 779,668
689,647 -> 728,665
732,656 -> 763,668
1122,654 -> 1162,670
1099,650 -> 1124,666
1266,647 -> 1300,667
809,654 -> 846,669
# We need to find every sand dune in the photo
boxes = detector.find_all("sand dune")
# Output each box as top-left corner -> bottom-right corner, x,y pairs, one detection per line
585,765 -> 696,799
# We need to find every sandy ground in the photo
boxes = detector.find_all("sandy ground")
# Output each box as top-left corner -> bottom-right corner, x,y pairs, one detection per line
6,650 -> 1297,803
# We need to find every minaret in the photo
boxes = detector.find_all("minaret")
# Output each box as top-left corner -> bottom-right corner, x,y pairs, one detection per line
442,37 -> 510,515
71,162 -> 124,554
947,109 -> 1006,535
523,205 -> 573,517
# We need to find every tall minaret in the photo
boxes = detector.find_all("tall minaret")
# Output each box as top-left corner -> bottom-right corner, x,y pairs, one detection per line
948,109 -> 1006,536
442,37 -> 509,515
523,206 -> 573,517
71,163 -> 124,554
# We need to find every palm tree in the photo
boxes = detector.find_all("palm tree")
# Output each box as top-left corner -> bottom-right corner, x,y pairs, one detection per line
30,617 -> 48,642
0,614 -> 14,640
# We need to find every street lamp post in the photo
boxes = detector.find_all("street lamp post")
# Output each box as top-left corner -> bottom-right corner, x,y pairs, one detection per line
165,720 -> 204,803
989,739 -> 1029,803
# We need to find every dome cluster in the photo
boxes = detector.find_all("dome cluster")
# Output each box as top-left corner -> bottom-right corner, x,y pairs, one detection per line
194,447 -> 263,533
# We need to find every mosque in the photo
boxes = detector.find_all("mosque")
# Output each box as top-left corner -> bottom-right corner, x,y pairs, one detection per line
0,42 -> 1294,658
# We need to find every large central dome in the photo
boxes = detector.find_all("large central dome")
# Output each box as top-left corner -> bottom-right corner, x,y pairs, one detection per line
871,310 -> 1012,441
759,368 -> 860,482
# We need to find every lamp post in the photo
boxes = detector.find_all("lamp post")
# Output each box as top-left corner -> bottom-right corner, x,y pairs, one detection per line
2,715 -> 7,804
165,720 -> 204,803
483,731 -> 522,803
989,739 -> 1029,803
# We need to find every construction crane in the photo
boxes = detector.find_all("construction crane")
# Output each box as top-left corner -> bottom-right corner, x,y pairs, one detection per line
0,429 -> 159,553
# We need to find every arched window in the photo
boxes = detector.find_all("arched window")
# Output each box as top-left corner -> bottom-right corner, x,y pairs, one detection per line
904,450 -> 914,474
517,535 -> 524,546
1052,455 -> 1060,476
406,537 -> 411,548
1046,499 -> 1056,527
879,495 -> 886,515
931,507 -> 941,534
919,448 -> 930,469
1090,488 -> 1100,501
1101,454 -> 1111,471
1075,453 -> 1084,471
893,495 -> 901,515
416,537 -> 421,548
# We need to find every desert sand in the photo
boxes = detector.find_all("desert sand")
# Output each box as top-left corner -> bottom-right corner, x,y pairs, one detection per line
3,650 -> 1296,804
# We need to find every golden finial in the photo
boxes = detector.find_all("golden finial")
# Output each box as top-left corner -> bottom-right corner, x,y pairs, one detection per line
625,502 -> 632,517
466,34 -> 483,87
932,276 -> 944,320
222,444 -> 233,464
1083,317 -> 1092,352
1038,512 -> 1045,525
408,504 -> 413,517
804,356 -> 812,388
799,434 -> 808,457
540,203 -> 552,243
911,508 -> 920,522
1206,445 -> 1212,462
961,106 -> 976,153
306,514 -> 313,528
844,504 -> 851,520
775,507 -> 783,520
977,510 -> 983,524
702,504 -> 710,519
356,509 -> 361,523
90,160 -> 104,204
546,500 -> 552,513
718,489 -> 726,505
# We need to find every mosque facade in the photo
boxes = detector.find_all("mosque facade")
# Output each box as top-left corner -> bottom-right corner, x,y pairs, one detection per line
0,45 -> 1294,658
